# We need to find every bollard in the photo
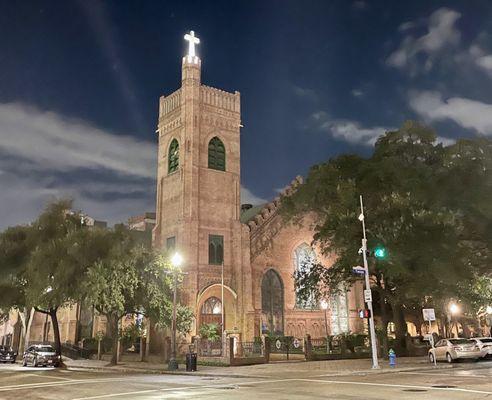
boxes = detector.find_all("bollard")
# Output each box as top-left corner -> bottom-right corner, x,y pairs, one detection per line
388,349 -> 396,368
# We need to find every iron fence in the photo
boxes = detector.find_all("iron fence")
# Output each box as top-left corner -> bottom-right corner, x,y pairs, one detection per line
197,339 -> 223,357
236,341 -> 263,358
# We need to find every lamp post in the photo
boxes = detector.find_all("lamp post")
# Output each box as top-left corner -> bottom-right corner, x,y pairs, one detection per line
448,302 -> 460,338
320,300 -> 330,354
168,252 -> 183,371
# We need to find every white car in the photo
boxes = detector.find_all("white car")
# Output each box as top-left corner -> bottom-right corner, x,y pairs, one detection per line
470,337 -> 492,358
428,338 -> 482,363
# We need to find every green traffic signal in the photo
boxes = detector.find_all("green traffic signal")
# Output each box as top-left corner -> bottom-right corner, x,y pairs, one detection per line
374,247 -> 386,259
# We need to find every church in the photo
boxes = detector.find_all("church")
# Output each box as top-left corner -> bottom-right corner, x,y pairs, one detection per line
153,31 -> 365,342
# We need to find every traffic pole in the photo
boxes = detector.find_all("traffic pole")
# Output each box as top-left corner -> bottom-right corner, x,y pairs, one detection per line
359,195 -> 380,369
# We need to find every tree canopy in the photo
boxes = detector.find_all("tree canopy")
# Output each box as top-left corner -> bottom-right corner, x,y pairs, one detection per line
281,121 -> 492,347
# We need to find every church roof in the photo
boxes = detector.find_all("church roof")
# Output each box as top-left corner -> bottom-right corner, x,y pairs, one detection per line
242,175 -> 304,232
240,204 -> 266,224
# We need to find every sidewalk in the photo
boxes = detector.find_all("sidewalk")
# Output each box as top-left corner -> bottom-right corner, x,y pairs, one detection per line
65,356 -> 455,378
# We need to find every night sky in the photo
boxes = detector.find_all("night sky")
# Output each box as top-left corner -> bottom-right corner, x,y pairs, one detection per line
1,0 -> 492,228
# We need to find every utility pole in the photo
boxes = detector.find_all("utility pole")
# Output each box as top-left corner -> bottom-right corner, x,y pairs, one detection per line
359,195 -> 380,369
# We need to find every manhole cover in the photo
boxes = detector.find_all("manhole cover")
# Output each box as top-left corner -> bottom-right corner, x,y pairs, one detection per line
432,385 -> 457,388
403,389 -> 428,392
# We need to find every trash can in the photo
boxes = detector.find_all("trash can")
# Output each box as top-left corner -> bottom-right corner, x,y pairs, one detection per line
185,352 -> 197,372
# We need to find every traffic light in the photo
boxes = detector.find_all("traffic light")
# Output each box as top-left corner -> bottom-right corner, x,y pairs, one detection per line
374,246 -> 387,259
358,309 -> 371,319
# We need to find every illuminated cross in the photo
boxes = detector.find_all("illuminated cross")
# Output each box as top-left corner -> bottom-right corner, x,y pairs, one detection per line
184,30 -> 200,58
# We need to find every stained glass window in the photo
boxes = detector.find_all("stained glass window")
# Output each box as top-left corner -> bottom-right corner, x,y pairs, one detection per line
293,243 -> 318,309
202,297 -> 222,315
208,137 -> 225,171
330,288 -> 349,335
168,139 -> 179,173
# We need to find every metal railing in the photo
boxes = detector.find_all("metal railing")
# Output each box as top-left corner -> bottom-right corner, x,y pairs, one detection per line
236,341 -> 263,358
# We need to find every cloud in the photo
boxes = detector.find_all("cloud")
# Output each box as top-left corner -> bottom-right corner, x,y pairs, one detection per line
387,8 -> 461,73
328,121 -> 392,146
240,186 -> 267,205
436,136 -> 456,146
0,103 -> 156,178
0,102 -> 157,229
292,85 -> 317,102
409,91 -> 492,136
352,1 -> 367,11
351,89 -> 364,98
309,112 -> 392,146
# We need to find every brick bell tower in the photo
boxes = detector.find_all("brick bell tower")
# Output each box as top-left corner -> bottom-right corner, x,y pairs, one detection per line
154,31 -> 249,337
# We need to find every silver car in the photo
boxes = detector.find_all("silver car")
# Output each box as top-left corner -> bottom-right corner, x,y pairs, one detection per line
470,337 -> 492,358
22,344 -> 61,367
428,338 -> 482,363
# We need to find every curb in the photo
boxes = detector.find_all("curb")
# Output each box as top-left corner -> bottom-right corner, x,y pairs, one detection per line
66,364 -> 261,379
65,362 -> 452,378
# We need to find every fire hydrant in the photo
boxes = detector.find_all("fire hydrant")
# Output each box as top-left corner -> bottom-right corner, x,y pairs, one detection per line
389,349 -> 396,367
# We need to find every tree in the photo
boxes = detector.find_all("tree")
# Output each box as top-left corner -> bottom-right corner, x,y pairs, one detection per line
23,200 -> 87,358
0,225 -> 33,354
83,230 -> 193,365
281,121 -> 491,350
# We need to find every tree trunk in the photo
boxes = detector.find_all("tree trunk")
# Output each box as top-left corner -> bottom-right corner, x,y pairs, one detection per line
391,302 -> 408,355
378,294 -> 389,359
20,307 -> 35,355
49,307 -> 63,366
108,314 -> 119,366
145,319 -> 151,360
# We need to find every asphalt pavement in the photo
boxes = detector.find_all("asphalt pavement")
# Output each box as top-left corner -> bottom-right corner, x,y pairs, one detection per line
0,359 -> 491,399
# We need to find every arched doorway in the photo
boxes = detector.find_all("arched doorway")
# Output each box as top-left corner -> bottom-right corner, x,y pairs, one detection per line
200,296 -> 223,329
261,269 -> 284,335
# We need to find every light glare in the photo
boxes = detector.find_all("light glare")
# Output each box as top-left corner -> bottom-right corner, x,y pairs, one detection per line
171,252 -> 183,267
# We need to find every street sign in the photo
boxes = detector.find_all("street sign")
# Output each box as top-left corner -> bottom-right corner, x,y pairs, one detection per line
352,266 -> 365,275
364,289 -> 372,303
275,339 -> 282,350
293,338 -> 300,349
422,308 -> 436,321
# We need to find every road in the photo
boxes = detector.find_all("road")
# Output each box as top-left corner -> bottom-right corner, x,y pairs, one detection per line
0,361 -> 491,399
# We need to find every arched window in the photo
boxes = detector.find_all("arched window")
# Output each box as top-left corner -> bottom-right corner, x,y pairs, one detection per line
168,139 -> 179,173
200,296 -> 223,328
261,269 -> 284,335
330,287 -> 349,335
293,243 -> 317,309
201,297 -> 222,315
208,136 -> 225,171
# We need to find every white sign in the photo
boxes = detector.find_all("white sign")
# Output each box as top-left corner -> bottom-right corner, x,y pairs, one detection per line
364,289 -> 372,303
293,338 -> 300,349
275,339 -> 282,350
422,308 -> 436,321
352,266 -> 365,275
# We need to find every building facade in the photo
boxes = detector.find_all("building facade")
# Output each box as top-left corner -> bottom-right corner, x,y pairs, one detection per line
153,32 -> 365,341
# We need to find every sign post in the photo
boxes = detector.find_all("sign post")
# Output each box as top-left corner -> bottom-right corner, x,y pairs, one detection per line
423,308 -> 437,366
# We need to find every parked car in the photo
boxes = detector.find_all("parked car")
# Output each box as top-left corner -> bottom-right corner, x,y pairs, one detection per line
22,345 -> 61,367
470,337 -> 492,358
0,346 -> 17,363
428,338 -> 482,363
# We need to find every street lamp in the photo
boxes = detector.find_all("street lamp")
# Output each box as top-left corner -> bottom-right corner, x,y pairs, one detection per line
448,302 -> 460,338
168,252 -> 183,371
320,300 -> 330,354
449,302 -> 460,316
